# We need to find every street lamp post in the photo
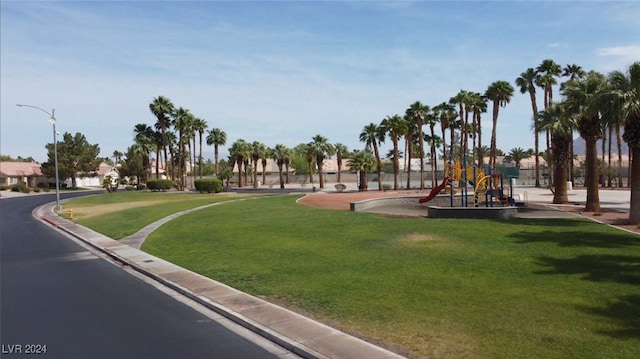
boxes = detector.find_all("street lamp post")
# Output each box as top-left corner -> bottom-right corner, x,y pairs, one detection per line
16,104 -> 61,211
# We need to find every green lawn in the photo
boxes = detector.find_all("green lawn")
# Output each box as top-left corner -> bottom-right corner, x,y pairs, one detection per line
66,192 -> 640,358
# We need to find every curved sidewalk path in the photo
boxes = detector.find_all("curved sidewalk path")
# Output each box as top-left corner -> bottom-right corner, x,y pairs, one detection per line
35,196 -> 405,359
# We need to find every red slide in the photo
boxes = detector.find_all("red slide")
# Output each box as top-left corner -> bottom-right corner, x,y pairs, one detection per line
418,177 -> 450,203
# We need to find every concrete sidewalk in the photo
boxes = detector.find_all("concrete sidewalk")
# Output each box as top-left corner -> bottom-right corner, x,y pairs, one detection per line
34,202 -> 405,359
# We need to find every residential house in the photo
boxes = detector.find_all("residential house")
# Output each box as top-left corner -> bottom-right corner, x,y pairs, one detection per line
0,162 -> 48,188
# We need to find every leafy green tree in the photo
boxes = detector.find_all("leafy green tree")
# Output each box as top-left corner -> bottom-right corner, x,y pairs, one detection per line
206,128 -> 227,175
42,132 -> 101,188
117,145 -> 146,185
349,150 -> 376,191
359,122 -> 385,190
485,80 -> 515,169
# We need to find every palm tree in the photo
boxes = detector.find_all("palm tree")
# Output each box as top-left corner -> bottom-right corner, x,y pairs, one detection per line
334,143 -> 349,183
192,117 -> 207,178
468,92 -> 487,166
359,123 -> 385,190
309,135 -> 335,189
206,128 -> 227,175
172,107 -> 192,190
538,103 -> 575,204
261,147 -> 271,186
450,90 -> 473,159
250,141 -> 267,188
272,144 -> 290,189
505,147 -> 532,168
112,150 -> 123,166
433,102 -> 458,163
381,114 -> 407,190
485,80 -> 515,169
133,123 -> 155,183
601,61 -> 640,223
563,71 -> 607,212
537,59 -> 562,183
349,150 -> 376,191
407,101 -> 430,189
149,96 -> 175,174
228,139 -> 250,187
562,64 -> 586,81
516,68 -> 542,187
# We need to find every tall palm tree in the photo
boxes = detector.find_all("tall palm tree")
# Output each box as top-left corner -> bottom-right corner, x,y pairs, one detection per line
505,147 -> 532,168
359,122 -> 385,190
450,90 -> 473,159
562,64 -> 586,81
563,71 -> 607,212
538,103 -> 575,204
537,59 -> 562,183
192,117 -> 207,178
468,92 -> 487,166
309,135 -> 335,188
272,144 -> 290,189
381,114 -> 407,190
133,123 -> 155,183
206,128 -> 227,175
349,150 -> 376,191
433,102 -> 458,164
112,150 -> 123,166
600,61 -> 640,223
485,80 -> 515,169
229,139 -> 250,187
172,107 -> 192,190
149,96 -> 175,174
250,141 -> 267,188
424,111 -> 441,187
334,143 -> 349,183
261,147 -> 271,186
407,101 -> 430,189
516,68 -> 542,187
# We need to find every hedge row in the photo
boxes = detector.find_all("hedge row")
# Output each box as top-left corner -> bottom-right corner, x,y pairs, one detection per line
147,179 -> 173,191
194,179 -> 223,193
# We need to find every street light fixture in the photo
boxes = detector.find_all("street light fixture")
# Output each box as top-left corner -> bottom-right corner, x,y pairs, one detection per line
16,104 -> 61,211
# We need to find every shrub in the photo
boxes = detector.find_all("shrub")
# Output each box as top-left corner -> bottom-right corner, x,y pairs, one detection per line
125,185 -> 135,191
0,185 -> 9,191
194,178 -> 223,193
146,180 -> 172,191
11,183 -> 28,192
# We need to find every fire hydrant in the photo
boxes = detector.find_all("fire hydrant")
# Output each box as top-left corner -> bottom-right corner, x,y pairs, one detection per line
67,209 -> 73,219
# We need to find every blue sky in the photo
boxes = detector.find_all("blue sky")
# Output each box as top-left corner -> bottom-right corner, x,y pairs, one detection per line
2,0 -> 639,163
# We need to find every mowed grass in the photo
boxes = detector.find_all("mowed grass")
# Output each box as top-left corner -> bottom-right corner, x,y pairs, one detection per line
66,191 -> 256,239
69,193 -> 640,358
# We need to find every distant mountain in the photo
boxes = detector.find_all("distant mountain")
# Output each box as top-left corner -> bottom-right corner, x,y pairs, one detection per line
572,137 -> 628,156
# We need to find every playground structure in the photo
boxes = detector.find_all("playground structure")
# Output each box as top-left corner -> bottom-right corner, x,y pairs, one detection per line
418,155 -> 524,208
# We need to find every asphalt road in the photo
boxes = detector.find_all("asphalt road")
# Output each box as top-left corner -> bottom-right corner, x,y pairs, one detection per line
0,192 -> 287,358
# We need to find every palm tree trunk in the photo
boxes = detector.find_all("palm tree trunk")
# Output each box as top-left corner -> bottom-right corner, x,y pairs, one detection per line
585,138 -> 601,212
629,145 -> 640,224
393,139 -> 400,190
616,126 -> 623,187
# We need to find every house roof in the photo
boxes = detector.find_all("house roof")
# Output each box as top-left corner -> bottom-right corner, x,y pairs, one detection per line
0,162 -> 43,177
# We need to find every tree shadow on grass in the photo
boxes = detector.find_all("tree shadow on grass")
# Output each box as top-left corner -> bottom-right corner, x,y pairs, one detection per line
578,295 -> 640,339
509,222 -> 640,248
535,254 -> 640,285
536,255 -> 640,338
